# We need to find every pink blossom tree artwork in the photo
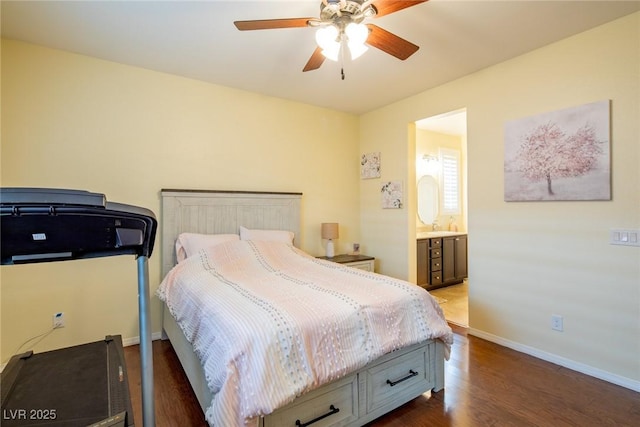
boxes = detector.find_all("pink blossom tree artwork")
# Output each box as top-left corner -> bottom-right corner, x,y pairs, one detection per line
504,100 -> 610,201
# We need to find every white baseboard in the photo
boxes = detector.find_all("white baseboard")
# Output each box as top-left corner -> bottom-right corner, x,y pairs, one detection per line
468,328 -> 640,393
122,331 -> 164,347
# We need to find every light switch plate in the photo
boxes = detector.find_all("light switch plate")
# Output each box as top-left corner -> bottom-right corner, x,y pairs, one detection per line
610,229 -> 640,247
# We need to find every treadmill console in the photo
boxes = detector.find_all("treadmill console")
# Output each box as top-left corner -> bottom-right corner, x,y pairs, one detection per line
0,188 -> 157,265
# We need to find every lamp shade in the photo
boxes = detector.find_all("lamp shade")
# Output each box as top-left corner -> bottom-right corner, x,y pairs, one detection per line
321,223 -> 339,240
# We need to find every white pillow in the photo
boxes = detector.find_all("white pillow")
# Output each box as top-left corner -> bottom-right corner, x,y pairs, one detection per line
239,226 -> 294,245
175,233 -> 239,262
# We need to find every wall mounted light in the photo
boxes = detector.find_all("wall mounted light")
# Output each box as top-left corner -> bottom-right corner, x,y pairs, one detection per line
422,154 -> 440,176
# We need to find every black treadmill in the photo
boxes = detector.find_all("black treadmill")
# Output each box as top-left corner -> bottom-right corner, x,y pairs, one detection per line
0,188 -> 158,427
1,336 -> 132,427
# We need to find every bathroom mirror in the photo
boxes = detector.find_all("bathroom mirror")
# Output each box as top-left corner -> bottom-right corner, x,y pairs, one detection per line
417,175 -> 439,225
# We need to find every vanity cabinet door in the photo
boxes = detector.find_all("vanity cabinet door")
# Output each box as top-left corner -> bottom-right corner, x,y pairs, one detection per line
454,235 -> 468,280
417,239 -> 429,286
442,237 -> 456,283
443,235 -> 468,283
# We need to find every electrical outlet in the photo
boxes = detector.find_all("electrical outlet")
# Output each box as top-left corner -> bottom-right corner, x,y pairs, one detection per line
53,312 -> 65,329
551,314 -> 563,332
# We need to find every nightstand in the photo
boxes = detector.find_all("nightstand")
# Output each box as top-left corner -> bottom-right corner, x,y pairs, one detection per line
317,254 -> 375,272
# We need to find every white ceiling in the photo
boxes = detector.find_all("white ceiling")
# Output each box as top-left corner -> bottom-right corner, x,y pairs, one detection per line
415,108 -> 467,135
2,1 -> 639,115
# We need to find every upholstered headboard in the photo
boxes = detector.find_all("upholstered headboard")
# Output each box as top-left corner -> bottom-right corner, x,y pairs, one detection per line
160,189 -> 302,276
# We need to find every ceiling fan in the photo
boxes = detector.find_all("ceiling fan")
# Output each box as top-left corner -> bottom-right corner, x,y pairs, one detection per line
234,0 -> 427,73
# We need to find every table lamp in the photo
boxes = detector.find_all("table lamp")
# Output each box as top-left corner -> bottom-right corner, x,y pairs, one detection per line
321,223 -> 339,258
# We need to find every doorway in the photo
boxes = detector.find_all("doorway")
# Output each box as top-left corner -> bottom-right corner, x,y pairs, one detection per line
415,109 -> 468,327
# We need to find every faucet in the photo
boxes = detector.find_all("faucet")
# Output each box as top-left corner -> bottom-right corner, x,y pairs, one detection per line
432,220 -> 440,231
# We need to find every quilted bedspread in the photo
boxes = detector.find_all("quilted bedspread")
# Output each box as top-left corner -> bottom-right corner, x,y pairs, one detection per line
157,240 -> 453,426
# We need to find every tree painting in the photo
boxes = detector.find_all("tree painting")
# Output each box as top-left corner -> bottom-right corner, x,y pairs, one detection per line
504,100 -> 610,201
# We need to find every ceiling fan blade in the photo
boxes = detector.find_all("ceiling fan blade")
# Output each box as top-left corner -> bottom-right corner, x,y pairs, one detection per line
234,18 -> 314,31
303,47 -> 326,72
366,24 -> 419,60
370,0 -> 428,18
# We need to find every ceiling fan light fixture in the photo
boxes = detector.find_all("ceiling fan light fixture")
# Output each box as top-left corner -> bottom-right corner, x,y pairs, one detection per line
315,25 -> 339,50
348,41 -> 368,60
345,22 -> 369,60
345,22 -> 368,45
321,43 -> 341,61
316,25 -> 341,61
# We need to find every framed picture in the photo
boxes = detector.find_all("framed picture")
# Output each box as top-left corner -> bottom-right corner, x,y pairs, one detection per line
381,180 -> 403,209
504,100 -> 610,201
361,152 -> 381,179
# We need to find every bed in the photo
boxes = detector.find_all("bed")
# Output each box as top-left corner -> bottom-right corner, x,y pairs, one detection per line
158,189 -> 453,427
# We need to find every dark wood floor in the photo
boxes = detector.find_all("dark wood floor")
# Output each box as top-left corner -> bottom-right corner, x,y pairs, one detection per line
124,325 -> 640,426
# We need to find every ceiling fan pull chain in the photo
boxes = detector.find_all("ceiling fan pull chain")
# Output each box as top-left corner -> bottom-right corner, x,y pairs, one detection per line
340,40 -> 346,80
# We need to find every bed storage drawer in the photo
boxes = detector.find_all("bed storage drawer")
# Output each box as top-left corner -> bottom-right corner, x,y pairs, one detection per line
363,344 -> 431,414
263,374 -> 358,427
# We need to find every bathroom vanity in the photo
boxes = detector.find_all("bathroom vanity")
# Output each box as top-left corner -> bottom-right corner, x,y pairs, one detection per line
417,232 -> 467,290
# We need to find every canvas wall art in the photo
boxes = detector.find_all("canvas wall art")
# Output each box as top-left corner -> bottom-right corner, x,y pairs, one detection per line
504,100 -> 610,201
361,152 -> 381,179
381,180 -> 403,209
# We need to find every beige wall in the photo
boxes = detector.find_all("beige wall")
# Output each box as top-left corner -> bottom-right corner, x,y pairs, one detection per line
360,13 -> 639,388
0,39 -> 360,361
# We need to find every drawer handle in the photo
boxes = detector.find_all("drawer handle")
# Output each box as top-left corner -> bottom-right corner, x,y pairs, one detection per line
386,369 -> 418,387
295,405 -> 340,427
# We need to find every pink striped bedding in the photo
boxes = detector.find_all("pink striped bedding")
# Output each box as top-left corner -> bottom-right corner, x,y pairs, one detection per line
157,240 -> 452,426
